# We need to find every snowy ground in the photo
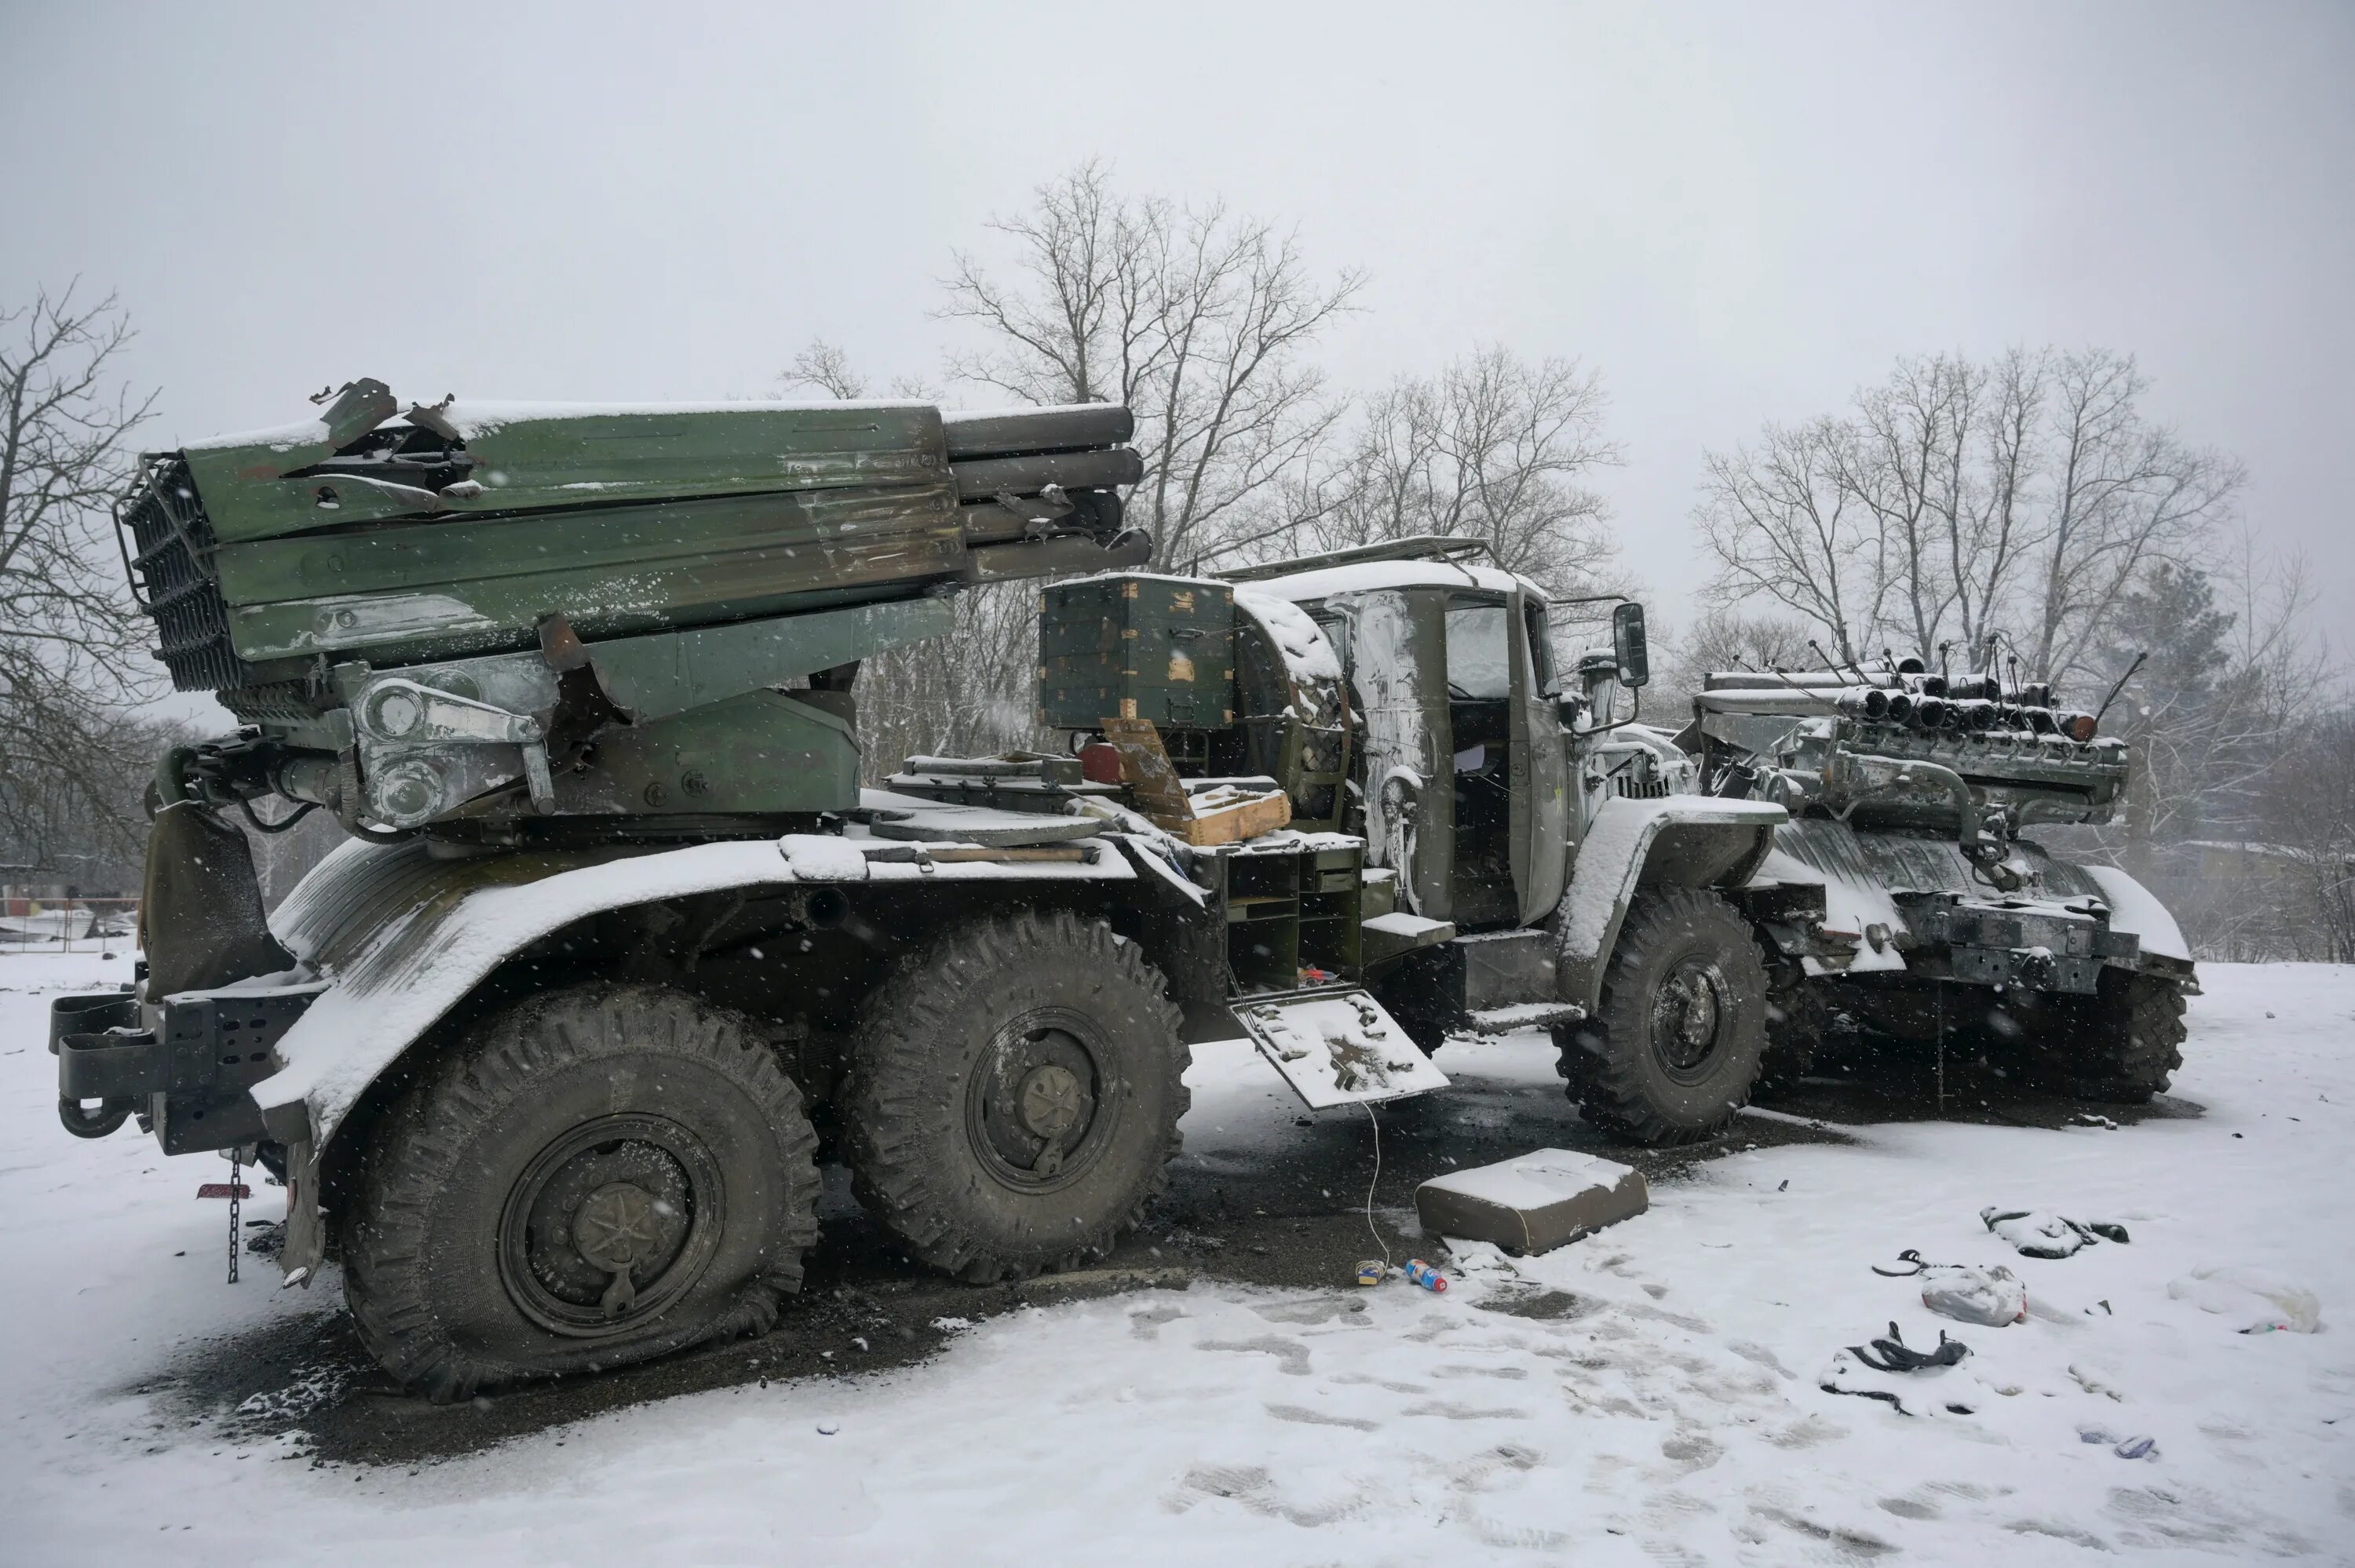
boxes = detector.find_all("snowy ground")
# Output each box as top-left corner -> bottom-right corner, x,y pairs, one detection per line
3,952 -> 2350,1565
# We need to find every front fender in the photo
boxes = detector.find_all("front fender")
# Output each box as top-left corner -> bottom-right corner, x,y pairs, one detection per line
1554,796 -> 1786,1012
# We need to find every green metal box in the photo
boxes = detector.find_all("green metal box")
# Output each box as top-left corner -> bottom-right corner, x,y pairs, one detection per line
1038,574 -> 1235,729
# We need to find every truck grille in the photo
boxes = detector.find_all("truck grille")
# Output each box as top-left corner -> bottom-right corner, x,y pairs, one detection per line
117,456 -> 256,692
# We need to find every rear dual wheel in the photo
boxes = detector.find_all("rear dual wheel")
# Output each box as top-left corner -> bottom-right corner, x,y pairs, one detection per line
341,983 -> 820,1402
842,910 -> 1189,1282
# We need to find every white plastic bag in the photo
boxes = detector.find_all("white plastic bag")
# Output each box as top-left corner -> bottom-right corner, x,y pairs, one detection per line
1921,1264 -> 2027,1326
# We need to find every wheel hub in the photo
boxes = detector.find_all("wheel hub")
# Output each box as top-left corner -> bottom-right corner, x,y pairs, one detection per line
967,1021 -> 1107,1189
570,1180 -> 677,1274
498,1114 -> 724,1338
1652,958 -> 1731,1080
1018,1063 -> 1085,1138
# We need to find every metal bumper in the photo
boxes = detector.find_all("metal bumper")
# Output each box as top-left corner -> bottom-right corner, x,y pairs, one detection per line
1919,899 -> 2141,995
53,984 -> 324,1152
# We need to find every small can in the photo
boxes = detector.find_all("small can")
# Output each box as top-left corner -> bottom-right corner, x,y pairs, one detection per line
1404,1259 -> 1448,1293
1353,1259 -> 1387,1287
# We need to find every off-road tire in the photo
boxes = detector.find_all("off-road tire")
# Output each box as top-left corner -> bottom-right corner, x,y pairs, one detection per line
1754,958 -> 1826,1095
842,911 -> 1188,1283
2043,970 -> 2187,1103
1554,887 -> 1769,1145
341,983 -> 820,1402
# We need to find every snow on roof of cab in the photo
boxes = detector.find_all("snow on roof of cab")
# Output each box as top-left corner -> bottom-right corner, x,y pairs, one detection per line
1248,558 -> 1535,603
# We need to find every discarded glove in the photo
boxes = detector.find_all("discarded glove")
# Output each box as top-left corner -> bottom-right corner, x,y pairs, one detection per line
1921,1263 -> 2028,1326
1849,1321 -> 1971,1373
1981,1208 -> 2130,1258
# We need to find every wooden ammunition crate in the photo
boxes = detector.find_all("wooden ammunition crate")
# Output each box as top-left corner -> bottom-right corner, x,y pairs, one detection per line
1037,574 -> 1235,729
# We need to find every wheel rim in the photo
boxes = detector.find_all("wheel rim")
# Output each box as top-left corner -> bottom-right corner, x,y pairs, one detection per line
1649,956 -> 1734,1084
963,1009 -> 1119,1192
497,1113 -> 726,1339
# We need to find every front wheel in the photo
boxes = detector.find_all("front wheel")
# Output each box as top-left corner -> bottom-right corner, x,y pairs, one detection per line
341,983 -> 821,1402
2038,969 -> 2188,1103
1555,887 -> 1769,1145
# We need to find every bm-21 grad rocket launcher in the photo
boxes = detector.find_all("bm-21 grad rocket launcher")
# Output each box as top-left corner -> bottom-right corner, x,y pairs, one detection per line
123,379 -> 1145,840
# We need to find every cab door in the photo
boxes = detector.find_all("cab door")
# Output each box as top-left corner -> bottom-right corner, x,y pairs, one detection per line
1506,586 -> 1571,924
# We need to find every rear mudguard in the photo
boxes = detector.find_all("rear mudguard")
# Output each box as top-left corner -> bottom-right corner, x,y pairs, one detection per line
253,833 -> 1137,1150
248,829 -> 1141,1282
1555,796 -> 1787,1012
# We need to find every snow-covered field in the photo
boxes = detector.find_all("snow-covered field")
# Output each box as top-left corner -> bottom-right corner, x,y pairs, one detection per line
2,952 -> 2349,1564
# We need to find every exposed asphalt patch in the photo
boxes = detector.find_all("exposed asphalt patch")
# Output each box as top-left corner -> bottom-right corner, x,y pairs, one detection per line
131,1050 -> 2153,1470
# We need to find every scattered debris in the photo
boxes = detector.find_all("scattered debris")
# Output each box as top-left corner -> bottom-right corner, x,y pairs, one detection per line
1921,1264 -> 2028,1326
1847,1322 -> 1971,1373
1402,1259 -> 1448,1293
1981,1208 -> 2130,1258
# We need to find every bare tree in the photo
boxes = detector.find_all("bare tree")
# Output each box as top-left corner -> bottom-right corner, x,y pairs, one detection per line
0,286 -> 159,868
939,162 -> 1363,567
855,584 -> 1046,778
1645,607 -> 1822,721
1694,417 -> 1893,663
1695,346 -> 2244,687
2260,709 -> 2355,962
2021,349 -> 2244,685
780,338 -> 868,400
1282,347 -> 1624,596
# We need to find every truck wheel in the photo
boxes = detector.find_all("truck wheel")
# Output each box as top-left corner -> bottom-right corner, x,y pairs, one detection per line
1755,958 -> 1825,1094
1554,887 -> 1769,1145
341,983 -> 820,1402
2043,970 -> 2187,1103
842,910 -> 1188,1283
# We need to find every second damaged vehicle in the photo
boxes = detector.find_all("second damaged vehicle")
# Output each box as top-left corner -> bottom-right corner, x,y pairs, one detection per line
53,387 -> 1787,1397
1685,661 -> 2196,1099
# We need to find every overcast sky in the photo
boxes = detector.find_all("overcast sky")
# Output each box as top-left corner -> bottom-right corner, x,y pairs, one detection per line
4,2 -> 2348,673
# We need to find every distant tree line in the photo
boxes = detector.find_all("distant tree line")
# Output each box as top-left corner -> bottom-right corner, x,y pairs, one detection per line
1687,353 -> 2344,961
0,287 -> 171,893
9,164 -> 2342,958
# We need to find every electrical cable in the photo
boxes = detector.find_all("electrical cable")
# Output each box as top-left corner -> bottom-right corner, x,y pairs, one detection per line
1356,1099 -> 1389,1270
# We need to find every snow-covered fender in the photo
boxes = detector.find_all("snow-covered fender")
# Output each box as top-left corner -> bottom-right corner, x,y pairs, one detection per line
1554,795 -> 1787,1013
2079,863 -> 2195,969
246,830 -> 1136,1280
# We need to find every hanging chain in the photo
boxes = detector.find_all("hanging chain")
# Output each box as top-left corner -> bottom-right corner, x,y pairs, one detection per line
227,1150 -> 242,1285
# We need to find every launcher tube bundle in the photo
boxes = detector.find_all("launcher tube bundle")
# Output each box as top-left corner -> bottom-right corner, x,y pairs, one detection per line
121,381 -> 1146,833
1693,665 -> 2126,836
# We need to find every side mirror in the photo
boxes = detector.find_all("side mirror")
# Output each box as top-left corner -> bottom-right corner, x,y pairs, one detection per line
1612,602 -> 1650,689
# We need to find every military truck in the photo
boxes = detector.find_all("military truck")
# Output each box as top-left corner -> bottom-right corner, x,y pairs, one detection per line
1684,662 -> 2196,1099
49,385 -> 1788,1398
